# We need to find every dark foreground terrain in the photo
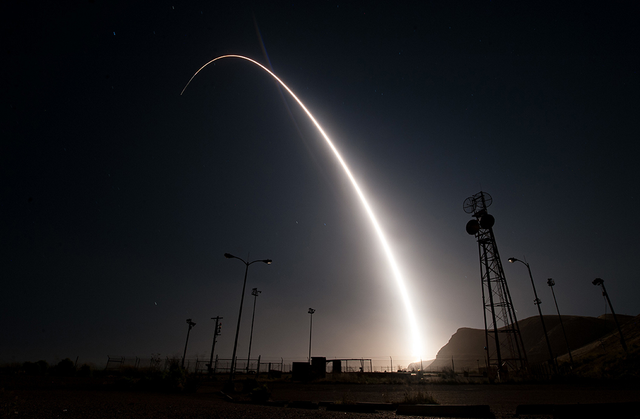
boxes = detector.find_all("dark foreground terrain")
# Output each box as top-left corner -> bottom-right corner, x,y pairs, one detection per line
2,375 -> 640,419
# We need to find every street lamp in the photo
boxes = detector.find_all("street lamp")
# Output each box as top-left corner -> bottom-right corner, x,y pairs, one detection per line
246,287 -> 261,374
182,318 -> 196,369
592,278 -> 628,353
508,257 -> 556,373
308,308 -> 316,363
224,253 -> 272,381
547,278 -> 573,368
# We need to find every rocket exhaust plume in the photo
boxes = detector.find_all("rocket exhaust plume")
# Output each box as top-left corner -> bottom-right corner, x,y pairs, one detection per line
182,55 -> 423,358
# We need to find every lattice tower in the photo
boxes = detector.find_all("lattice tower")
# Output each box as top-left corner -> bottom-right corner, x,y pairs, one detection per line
464,191 -> 528,380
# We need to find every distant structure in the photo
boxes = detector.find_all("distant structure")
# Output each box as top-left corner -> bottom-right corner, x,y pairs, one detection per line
464,191 -> 527,380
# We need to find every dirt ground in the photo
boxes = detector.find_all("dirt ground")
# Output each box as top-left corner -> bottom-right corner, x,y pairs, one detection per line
2,375 -> 639,419
266,380 -> 640,417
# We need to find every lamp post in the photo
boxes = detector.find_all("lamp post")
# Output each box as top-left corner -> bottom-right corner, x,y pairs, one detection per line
182,318 -> 196,369
508,257 -> 556,373
224,253 -> 272,381
308,308 -> 315,363
246,287 -> 261,374
547,278 -> 574,368
592,278 -> 628,353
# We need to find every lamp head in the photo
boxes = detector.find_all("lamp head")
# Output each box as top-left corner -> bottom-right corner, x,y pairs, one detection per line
592,278 -> 604,286
224,253 -> 234,259
263,259 -> 272,265
308,308 -> 315,314
508,258 -> 517,263
547,278 -> 555,287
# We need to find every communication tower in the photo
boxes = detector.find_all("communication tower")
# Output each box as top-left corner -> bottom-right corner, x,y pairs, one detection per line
464,191 -> 527,379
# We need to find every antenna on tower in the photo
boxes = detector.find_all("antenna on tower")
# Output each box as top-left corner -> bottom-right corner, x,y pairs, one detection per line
464,191 -> 528,381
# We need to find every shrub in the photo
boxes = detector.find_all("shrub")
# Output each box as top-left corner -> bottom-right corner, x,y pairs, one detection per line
77,364 -> 92,377
402,390 -> 438,404
336,391 -> 357,405
250,384 -> 271,403
52,358 -> 76,376
438,367 -> 457,380
22,360 -> 48,375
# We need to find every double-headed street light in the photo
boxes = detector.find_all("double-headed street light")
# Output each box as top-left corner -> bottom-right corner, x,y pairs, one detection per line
224,253 -> 272,381
508,257 -> 556,373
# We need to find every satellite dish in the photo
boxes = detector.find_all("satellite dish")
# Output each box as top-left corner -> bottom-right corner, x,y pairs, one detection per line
463,197 -> 476,214
479,214 -> 495,229
466,219 -> 480,235
474,191 -> 492,211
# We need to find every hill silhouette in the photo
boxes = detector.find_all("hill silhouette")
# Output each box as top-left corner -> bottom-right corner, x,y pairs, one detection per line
418,314 -> 638,376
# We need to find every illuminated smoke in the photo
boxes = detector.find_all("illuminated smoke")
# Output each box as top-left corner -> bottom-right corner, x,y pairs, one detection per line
182,55 -> 423,358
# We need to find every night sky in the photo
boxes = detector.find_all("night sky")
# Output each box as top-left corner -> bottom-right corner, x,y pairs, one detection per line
3,1 -> 639,370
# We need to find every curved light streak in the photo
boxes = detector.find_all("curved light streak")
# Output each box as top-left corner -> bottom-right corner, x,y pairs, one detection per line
182,55 -> 423,358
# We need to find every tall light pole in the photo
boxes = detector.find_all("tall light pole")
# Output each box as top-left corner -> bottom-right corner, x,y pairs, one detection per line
547,278 -> 573,368
246,287 -> 261,374
208,316 -> 223,375
308,308 -> 316,363
508,257 -> 556,373
224,253 -> 272,381
182,318 -> 196,369
592,278 -> 628,353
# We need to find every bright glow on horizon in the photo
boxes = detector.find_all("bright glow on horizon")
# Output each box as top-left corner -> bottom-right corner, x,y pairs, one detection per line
182,55 -> 424,359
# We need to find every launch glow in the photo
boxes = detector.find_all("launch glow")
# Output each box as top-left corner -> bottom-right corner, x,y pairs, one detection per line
182,55 -> 423,358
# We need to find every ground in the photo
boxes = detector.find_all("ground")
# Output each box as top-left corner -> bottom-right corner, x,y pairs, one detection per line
2,375 -> 639,418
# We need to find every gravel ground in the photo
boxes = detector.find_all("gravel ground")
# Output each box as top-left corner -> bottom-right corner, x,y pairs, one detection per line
2,376 -> 639,419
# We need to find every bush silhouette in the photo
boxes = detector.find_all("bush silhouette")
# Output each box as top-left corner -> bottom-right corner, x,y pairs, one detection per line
77,364 -> 92,377
53,358 -> 76,376
22,360 -> 48,375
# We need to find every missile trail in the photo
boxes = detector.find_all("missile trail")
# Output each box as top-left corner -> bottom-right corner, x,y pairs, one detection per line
182,55 -> 423,358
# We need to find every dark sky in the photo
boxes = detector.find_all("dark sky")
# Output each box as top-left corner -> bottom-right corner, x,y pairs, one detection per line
3,1 -> 639,369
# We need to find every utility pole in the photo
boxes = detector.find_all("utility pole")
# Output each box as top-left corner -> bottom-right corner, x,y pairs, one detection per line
592,278 -> 628,353
182,319 -> 196,369
246,288 -> 261,374
308,308 -> 315,362
547,278 -> 573,368
208,316 -> 223,375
